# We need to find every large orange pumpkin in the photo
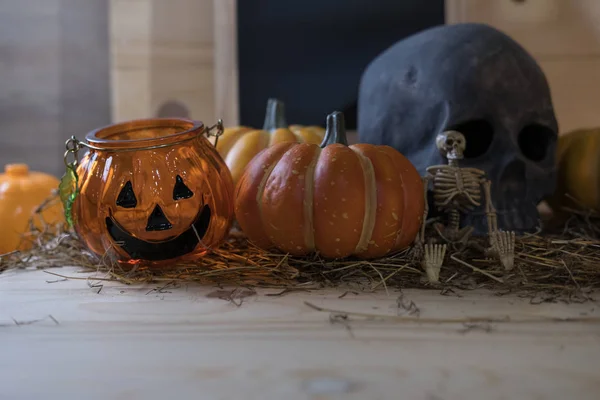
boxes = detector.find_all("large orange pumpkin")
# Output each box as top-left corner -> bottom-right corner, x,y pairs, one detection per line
211,98 -> 325,186
234,111 -> 424,259
69,118 -> 235,267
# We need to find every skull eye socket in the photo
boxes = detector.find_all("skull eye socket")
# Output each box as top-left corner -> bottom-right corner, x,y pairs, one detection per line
116,181 -> 137,208
447,120 -> 493,159
173,175 -> 194,200
518,124 -> 556,162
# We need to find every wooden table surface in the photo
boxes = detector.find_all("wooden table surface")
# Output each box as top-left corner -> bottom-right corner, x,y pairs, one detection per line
1,267 -> 599,400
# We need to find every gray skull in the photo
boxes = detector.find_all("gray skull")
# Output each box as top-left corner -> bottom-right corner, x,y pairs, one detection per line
357,23 -> 558,234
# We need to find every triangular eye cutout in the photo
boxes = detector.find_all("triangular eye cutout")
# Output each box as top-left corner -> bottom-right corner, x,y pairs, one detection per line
173,175 -> 194,200
116,180 -> 137,208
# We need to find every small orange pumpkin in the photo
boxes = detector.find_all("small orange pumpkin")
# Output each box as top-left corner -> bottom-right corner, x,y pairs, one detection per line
234,111 -> 425,259
0,164 -> 64,254
70,118 -> 235,266
212,98 -> 325,186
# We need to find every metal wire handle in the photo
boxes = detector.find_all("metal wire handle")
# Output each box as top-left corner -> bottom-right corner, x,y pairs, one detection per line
63,119 -> 224,168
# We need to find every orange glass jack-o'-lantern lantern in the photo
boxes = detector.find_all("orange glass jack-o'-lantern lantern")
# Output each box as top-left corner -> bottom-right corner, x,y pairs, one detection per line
61,118 -> 235,267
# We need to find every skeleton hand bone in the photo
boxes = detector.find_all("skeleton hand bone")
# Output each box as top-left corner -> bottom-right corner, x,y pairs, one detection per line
422,243 -> 447,283
489,231 -> 515,271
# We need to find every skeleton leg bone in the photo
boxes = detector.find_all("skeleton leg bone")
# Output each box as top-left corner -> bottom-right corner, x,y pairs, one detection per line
483,180 -> 498,235
433,222 -> 448,242
455,225 -> 474,245
434,210 -> 473,245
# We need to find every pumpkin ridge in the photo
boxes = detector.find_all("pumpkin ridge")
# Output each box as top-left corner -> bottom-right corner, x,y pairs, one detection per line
303,146 -> 321,251
227,130 -> 271,185
351,147 -> 377,254
214,127 -> 253,158
268,128 -> 298,147
292,131 -> 305,144
255,152 -> 283,245
379,146 -> 424,250
392,160 -> 408,249
349,145 -> 404,258
292,128 -> 315,144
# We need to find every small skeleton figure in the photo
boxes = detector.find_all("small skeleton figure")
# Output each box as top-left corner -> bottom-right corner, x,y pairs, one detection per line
415,130 -> 516,283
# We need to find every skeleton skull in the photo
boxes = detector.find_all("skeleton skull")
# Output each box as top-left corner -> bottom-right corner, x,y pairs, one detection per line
437,131 -> 466,160
357,23 -> 558,233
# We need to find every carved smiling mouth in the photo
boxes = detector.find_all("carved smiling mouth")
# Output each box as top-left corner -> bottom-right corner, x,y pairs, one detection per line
105,205 -> 211,261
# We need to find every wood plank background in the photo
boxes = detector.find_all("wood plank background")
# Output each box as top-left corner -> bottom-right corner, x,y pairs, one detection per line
0,0 -> 110,177
446,0 -> 600,134
2,0 -> 600,177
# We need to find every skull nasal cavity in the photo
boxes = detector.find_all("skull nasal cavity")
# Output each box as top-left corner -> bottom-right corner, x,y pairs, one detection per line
499,160 -> 527,197
447,120 -> 493,158
518,124 -> 555,162
146,205 -> 173,231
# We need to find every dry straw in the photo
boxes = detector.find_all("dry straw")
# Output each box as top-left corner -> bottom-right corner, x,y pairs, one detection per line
1,192 -> 599,302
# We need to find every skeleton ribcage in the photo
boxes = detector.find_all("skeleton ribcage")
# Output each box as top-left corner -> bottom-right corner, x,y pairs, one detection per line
432,168 -> 482,212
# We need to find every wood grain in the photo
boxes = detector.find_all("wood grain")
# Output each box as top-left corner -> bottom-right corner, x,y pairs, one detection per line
1,267 -> 599,400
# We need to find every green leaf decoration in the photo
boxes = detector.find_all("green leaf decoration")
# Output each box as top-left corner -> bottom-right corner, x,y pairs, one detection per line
59,164 -> 79,228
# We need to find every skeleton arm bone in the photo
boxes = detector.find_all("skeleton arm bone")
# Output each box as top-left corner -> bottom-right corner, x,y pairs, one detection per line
481,178 -> 498,236
417,174 -> 432,244
481,178 -> 516,271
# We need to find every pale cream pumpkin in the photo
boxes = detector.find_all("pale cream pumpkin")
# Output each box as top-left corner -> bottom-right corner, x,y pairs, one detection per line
211,98 -> 325,186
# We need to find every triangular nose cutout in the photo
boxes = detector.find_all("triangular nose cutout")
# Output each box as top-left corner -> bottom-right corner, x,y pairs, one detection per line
145,204 -> 173,231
